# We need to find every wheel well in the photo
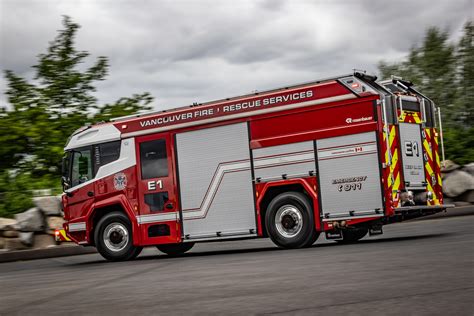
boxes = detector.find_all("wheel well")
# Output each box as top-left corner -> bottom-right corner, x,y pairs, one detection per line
90,204 -> 128,246
259,184 -> 312,237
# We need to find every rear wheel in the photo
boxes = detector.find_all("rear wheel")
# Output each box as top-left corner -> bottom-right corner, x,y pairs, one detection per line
265,192 -> 319,249
337,228 -> 368,244
157,242 -> 195,256
94,212 -> 142,261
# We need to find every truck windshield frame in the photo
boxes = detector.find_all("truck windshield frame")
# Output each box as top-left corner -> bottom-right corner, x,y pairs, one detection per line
62,151 -> 72,191
63,141 -> 122,191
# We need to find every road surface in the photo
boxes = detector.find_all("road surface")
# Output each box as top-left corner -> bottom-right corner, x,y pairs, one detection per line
1,215 -> 473,315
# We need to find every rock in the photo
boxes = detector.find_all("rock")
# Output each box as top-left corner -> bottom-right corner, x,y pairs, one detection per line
443,197 -> 454,205
4,237 -> 30,250
454,201 -> 471,207
2,230 -> 19,238
443,170 -> 474,197
0,217 -> 17,231
457,190 -> 474,204
19,232 -> 34,246
33,196 -> 62,216
47,216 -> 64,231
34,234 -> 56,248
462,162 -> 474,176
0,237 -> 4,249
14,207 -> 46,232
441,160 -> 460,173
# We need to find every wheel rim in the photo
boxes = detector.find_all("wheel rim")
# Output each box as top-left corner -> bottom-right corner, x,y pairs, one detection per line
103,222 -> 129,252
275,204 -> 303,238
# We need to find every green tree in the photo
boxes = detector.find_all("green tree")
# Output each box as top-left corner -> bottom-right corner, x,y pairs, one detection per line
455,21 -> 474,127
0,16 -> 153,217
378,22 -> 474,164
379,27 -> 456,123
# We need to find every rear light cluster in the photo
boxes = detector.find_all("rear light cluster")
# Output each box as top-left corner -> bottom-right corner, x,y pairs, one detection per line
340,77 -> 367,94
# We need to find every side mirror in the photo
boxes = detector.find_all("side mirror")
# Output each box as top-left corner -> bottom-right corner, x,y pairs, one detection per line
61,176 -> 70,192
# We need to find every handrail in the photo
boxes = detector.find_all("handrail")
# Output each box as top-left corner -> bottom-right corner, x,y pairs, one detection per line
437,107 -> 446,168
382,98 -> 392,166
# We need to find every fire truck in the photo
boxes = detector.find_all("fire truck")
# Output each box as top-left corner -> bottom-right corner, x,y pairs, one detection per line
61,71 -> 451,261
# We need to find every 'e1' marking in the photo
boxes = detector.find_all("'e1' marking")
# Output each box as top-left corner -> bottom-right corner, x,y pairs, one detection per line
147,180 -> 163,190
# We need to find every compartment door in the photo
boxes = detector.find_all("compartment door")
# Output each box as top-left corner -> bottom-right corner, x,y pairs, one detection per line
398,123 -> 425,188
316,132 -> 384,220
136,133 -> 181,245
176,122 -> 256,240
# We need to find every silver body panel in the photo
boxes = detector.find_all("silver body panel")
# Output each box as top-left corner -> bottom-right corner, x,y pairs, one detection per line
252,141 -> 315,181
176,123 -> 256,239
316,132 -> 384,219
398,123 -> 425,188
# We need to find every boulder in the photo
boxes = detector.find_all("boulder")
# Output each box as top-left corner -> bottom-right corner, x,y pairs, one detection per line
454,201 -> 471,207
2,230 -> 19,238
47,216 -> 64,230
443,170 -> 474,197
33,196 -> 62,216
458,190 -> 474,204
441,160 -> 460,173
19,232 -> 34,246
34,234 -> 56,248
4,237 -> 30,250
462,162 -> 474,176
14,207 -> 46,232
0,217 -> 17,231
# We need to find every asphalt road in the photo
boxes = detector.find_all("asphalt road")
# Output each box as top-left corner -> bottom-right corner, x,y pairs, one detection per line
1,215 -> 473,315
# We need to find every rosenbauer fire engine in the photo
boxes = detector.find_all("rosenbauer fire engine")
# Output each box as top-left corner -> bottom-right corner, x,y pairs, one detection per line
61,71 -> 451,261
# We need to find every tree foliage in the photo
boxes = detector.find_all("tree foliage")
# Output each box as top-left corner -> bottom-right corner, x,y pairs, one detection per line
0,16 -> 153,217
378,21 -> 474,164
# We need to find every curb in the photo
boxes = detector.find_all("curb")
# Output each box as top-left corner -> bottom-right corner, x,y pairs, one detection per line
0,245 -> 97,263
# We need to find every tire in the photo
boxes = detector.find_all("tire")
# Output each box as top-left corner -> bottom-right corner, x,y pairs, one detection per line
94,212 -> 142,262
265,192 -> 318,249
157,242 -> 195,256
337,228 -> 368,244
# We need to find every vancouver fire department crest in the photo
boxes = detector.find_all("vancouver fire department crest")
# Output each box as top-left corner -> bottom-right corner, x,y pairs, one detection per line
114,173 -> 127,190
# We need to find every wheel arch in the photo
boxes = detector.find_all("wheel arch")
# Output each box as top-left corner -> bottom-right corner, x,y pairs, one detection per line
87,195 -> 140,246
257,178 -> 320,237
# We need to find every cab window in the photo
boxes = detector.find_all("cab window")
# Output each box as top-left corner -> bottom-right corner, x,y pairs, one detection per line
140,139 -> 168,179
71,148 -> 93,187
94,141 -> 121,171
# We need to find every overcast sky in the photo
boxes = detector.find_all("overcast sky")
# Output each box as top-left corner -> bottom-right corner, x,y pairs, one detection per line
0,0 -> 472,111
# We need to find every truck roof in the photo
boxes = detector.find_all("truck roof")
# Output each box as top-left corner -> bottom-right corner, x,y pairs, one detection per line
65,72 -> 382,150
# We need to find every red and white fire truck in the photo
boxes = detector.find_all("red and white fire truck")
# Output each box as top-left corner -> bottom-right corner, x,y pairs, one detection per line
61,71 -> 451,261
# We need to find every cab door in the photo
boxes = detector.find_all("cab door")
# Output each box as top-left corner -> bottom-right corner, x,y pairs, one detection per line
64,147 -> 96,222
135,133 -> 181,245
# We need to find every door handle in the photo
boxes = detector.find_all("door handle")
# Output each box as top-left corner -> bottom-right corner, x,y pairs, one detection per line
87,191 -> 94,197
165,202 -> 173,210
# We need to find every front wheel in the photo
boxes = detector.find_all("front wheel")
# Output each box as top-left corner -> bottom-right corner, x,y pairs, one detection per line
265,192 -> 319,249
94,212 -> 142,262
157,242 -> 195,256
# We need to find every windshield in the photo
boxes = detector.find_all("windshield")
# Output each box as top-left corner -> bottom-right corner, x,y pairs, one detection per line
62,152 -> 71,191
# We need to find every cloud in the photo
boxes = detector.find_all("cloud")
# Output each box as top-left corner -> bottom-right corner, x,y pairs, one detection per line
0,0 -> 472,111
